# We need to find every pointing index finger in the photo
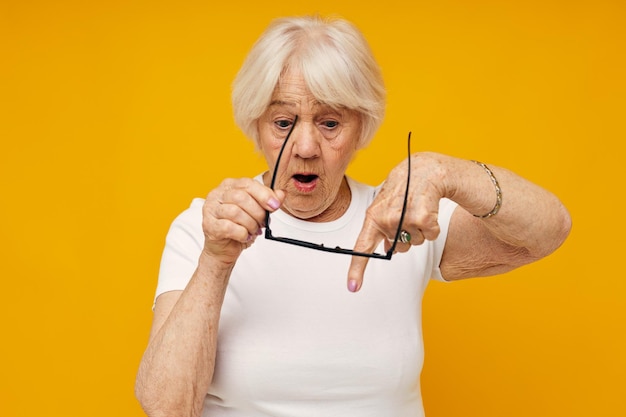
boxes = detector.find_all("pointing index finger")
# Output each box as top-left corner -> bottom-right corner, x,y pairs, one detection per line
347,217 -> 385,293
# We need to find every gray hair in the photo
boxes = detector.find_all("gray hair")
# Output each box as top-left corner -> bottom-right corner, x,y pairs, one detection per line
231,15 -> 386,149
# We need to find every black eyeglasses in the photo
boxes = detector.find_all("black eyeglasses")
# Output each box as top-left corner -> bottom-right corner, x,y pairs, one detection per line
264,115 -> 411,259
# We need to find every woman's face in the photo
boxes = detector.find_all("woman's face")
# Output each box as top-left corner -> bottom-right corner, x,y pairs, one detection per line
258,70 -> 361,222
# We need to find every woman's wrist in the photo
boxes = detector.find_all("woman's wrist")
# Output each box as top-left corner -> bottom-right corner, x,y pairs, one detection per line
439,155 -> 505,219
468,160 -> 502,218
196,250 -> 235,286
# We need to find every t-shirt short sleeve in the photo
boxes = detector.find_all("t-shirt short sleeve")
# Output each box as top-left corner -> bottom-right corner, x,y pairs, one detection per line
154,198 -> 205,304
430,198 -> 458,282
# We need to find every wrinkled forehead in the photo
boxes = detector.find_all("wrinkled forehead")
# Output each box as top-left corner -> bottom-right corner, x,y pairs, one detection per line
271,68 -> 347,113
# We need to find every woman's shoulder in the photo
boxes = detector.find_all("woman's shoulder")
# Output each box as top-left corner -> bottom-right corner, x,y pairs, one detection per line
171,198 -> 204,225
164,198 -> 205,244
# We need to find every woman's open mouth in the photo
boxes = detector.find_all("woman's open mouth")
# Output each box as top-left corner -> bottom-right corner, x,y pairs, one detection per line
292,174 -> 319,192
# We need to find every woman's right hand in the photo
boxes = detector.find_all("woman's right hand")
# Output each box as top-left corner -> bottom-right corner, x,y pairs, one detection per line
201,177 -> 285,266
137,177 -> 283,417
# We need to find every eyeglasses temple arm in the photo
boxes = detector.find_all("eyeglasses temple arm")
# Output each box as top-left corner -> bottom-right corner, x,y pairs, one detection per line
265,115 -> 299,237
386,132 -> 412,255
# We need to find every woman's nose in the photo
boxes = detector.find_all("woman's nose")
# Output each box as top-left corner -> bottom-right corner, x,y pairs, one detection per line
291,123 -> 320,159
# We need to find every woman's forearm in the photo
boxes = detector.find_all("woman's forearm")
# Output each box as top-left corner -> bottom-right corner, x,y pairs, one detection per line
437,154 -> 572,279
135,252 -> 232,417
448,157 -> 571,258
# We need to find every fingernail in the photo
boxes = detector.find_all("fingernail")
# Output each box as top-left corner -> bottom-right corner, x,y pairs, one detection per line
256,228 -> 262,236
348,280 -> 359,292
268,198 -> 280,210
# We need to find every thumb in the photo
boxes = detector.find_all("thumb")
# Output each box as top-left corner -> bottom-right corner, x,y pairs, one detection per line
347,218 -> 384,293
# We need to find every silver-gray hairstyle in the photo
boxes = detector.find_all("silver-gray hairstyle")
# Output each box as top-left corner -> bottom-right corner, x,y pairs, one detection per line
232,15 -> 386,149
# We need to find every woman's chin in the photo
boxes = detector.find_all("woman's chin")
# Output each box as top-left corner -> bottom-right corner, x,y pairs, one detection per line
282,200 -> 325,221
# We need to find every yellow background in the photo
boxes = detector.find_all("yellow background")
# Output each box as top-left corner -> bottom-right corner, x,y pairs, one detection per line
1,0 -> 624,416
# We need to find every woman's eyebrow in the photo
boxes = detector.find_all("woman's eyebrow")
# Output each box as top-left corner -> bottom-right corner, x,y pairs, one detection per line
269,100 -> 296,107
269,99 -> 325,108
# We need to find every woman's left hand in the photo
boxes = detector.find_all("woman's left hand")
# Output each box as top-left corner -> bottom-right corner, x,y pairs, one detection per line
347,152 -> 450,292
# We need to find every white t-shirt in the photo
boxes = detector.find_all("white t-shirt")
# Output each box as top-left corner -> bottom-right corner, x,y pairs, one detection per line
155,176 -> 457,417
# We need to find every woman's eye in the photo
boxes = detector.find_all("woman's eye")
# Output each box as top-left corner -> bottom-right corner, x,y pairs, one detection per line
275,119 -> 291,129
322,120 -> 339,129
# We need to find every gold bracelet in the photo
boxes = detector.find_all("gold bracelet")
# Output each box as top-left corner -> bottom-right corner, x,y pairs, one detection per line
470,160 -> 502,218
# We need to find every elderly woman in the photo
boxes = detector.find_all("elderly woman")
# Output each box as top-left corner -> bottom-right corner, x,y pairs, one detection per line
135,15 -> 571,417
